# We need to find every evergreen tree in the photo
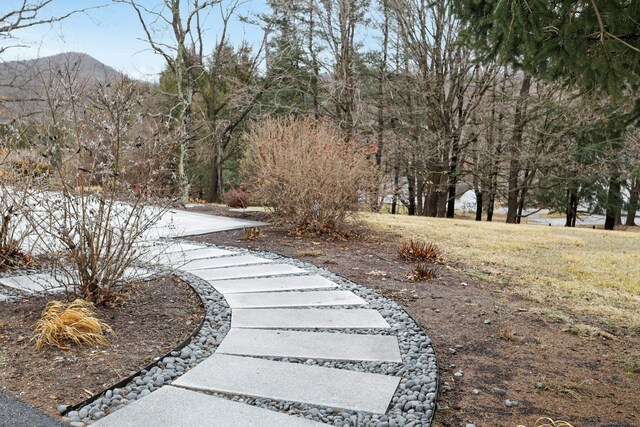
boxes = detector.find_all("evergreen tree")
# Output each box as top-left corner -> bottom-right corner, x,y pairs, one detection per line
452,0 -> 640,96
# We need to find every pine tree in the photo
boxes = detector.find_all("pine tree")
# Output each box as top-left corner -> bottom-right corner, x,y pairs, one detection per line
452,0 -> 640,96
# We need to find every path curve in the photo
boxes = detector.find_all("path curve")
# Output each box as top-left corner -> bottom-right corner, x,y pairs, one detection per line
93,237 -> 438,427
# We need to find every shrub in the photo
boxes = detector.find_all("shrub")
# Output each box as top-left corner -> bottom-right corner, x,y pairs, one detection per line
29,78 -> 171,306
241,117 -> 376,234
0,141 -> 38,271
397,240 -> 443,263
223,186 -> 251,208
406,264 -> 437,282
33,299 -> 112,350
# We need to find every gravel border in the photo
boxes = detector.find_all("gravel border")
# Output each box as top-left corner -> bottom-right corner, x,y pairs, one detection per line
60,270 -> 232,426
206,244 -> 439,427
3,241 -> 438,427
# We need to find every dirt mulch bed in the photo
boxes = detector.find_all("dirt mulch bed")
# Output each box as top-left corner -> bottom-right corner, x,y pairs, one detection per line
187,205 -> 640,427
0,275 -> 204,417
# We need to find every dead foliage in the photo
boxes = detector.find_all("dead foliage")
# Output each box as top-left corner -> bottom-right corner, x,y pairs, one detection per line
243,227 -> 263,240
406,264 -> 437,282
33,299 -> 113,350
0,239 -> 34,272
295,249 -> 324,257
516,418 -> 575,427
397,239 -> 443,263
241,117 -> 376,235
222,186 -> 251,208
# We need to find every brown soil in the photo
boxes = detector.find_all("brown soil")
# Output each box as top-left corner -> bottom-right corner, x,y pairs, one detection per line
188,205 -> 640,427
0,275 -> 204,417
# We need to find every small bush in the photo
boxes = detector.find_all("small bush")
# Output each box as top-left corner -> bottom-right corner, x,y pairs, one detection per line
33,299 -> 112,350
223,186 -> 251,208
406,264 -> 437,282
397,240 -> 443,263
241,117 -> 376,234
0,239 -> 34,272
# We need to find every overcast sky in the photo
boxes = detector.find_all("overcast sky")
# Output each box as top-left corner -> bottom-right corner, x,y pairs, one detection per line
1,0 -> 268,81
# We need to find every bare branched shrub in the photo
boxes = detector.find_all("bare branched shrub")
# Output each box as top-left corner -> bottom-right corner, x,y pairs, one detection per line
397,240 -> 444,263
241,117 -> 376,234
223,186 -> 251,208
29,75 -> 175,305
0,128 -> 42,270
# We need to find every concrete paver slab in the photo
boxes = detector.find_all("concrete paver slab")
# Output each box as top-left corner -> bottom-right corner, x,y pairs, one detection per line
140,242 -> 208,256
91,385 -> 322,427
209,275 -> 339,294
144,247 -> 237,265
231,308 -> 390,329
217,328 -> 402,362
191,264 -> 306,281
146,210 -> 267,239
173,354 -> 401,414
224,290 -> 367,308
179,254 -> 272,271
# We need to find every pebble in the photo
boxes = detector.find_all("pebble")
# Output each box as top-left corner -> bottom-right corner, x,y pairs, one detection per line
505,399 -> 519,407
493,387 -> 507,396
472,389 -> 480,395
56,404 -> 69,414
454,371 -> 463,378
483,319 -> 492,324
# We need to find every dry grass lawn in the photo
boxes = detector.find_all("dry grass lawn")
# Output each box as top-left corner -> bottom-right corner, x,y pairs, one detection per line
363,213 -> 640,330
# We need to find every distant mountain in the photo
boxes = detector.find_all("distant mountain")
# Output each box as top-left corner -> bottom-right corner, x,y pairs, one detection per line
0,52 -> 126,122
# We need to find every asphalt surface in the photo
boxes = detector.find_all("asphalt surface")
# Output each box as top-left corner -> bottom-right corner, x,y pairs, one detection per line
0,388 -> 64,427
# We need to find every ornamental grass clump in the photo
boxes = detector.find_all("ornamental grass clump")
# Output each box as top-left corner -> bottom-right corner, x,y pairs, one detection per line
397,239 -> 443,264
241,117 -> 376,234
33,299 -> 113,350
516,418 -> 575,427
406,264 -> 437,282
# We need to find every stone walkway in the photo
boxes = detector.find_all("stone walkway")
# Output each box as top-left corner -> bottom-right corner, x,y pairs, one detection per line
93,240 -> 404,426
1,212 -> 435,426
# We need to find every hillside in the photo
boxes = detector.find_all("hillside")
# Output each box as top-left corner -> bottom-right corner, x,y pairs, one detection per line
0,52 -> 125,122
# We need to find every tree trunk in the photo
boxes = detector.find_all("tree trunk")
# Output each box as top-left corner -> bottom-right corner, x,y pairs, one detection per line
626,177 -> 639,226
426,172 -> 439,217
407,171 -> 416,216
207,155 -> 219,203
446,134 -> 460,218
565,188 -> 578,227
416,175 -> 424,216
391,167 -> 399,215
516,186 -> 528,224
475,190 -> 483,221
604,175 -> 621,230
506,73 -> 532,223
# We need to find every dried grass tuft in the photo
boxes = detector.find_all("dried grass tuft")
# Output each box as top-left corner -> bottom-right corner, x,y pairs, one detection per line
406,264 -> 437,282
33,299 -> 113,350
516,417 -> 575,427
243,227 -> 263,241
397,240 -> 443,263
0,240 -> 34,272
